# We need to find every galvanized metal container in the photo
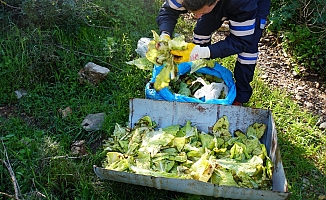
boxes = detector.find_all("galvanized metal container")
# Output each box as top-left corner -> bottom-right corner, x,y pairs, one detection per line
94,98 -> 291,200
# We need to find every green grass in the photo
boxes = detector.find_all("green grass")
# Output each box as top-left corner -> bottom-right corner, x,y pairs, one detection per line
1,0 -> 325,199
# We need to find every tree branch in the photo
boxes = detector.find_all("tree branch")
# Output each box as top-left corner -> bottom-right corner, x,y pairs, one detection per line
0,0 -> 21,9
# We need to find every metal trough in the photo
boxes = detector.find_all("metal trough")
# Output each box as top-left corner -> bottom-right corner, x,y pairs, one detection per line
94,98 -> 290,200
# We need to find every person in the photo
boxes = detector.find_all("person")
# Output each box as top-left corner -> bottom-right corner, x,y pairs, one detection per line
156,0 -> 271,106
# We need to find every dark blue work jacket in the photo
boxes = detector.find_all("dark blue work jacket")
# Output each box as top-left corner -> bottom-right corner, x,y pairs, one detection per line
157,0 -> 271,59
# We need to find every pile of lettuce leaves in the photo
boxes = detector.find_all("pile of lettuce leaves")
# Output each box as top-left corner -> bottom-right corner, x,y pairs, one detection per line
102,115 -> 273,190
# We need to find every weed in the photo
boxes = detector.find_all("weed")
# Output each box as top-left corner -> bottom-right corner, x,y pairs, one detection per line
0,0 -> 325,199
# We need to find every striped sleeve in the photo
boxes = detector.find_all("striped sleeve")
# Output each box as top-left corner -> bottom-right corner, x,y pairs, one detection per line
167,0 -> 186,11
229,19 -> 256,37
208,8 -> 258,59
156,0 -> 187,35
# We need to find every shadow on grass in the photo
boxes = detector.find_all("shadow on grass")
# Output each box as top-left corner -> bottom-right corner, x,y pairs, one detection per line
277,133 -> 326,200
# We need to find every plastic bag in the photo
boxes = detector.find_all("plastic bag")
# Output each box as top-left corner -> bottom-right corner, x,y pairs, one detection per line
145,62 -> 236,105
135,37 -> 151,58
194,81 -> 228,100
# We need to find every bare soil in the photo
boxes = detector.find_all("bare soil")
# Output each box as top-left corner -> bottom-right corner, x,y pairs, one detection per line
211,30 -> 326,122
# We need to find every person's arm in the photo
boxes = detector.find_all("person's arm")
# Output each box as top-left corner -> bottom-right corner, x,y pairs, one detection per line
156,0 -> 188,36
208,3 -> 259,59
257,0 -> 271,18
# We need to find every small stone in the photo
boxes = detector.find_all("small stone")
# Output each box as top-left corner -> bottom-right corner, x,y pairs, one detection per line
302,177 -> 310,185
261,74 -> 268,79
78,62 -> 110,85
303,71 -> 310,76
304,102 -> 313,108
71,140 -> 87,155
295,94 -> 302,100
58,107 -> 72,118
317,117 -> 325,125
292,70 -> 299,77
82,113 -> 106,131
272,62 -> 280,68
283,51 -> 288,57
14,90 -> 27,99
218,23 -> 229,32
319,195 -> 326,200
319,122 -> 326,130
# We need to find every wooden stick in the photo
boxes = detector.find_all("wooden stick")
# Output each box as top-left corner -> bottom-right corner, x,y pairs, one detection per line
1,139 -> 24,200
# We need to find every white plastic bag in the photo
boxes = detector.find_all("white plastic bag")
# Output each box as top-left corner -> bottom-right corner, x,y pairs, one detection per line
135,37 -> 151,58
193,78 -> 228,100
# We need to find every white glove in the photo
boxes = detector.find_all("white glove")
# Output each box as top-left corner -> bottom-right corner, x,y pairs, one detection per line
170,43 -> 210,63
160,31 -> 171,41
189,45 -> 210,61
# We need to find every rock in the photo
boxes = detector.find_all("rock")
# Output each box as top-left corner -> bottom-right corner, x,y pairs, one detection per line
301,177 -> 311,190
58,107 -> 72,118
319,122 -> 326,130
292,70 -> 300,77
304,102 -> 313,108
283,51 -> 288,57
295,94 -> 302,100
302,71 -> 310,76
14,90 -> 27,99
261,74 -> 268,79
71,140 -> 87,155
82,113 -> 106,131
272,62 -> 280,68
217,23 -> 229,32
78,62 -> 110,85
317,117 -> 326,125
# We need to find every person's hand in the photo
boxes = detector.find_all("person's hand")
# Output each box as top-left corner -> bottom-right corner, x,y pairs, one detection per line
160,31 -> 171,41
170,43 -> 210,63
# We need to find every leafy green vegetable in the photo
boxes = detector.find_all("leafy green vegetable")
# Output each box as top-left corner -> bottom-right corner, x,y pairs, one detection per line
162,124 -> 180,136
102,115 -> 273,190
126,57 -> 153,70
247,122 -> 266,139
190,150 -> 215,182
173,137 -> 186,152
126,30 -> 226,97
211,168 -> 239,187
178,82 -> 191,96
199,134 -> 215,150
230,142 -> 250,161
190,59 -> 215,73
104,152 -> 130,172
213,116 -> 232,141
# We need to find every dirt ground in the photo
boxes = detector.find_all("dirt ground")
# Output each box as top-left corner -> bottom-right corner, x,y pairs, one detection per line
211,29 -> 326,124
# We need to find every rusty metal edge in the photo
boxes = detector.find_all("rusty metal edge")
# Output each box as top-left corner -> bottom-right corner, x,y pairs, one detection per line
93,165 -> 291,200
